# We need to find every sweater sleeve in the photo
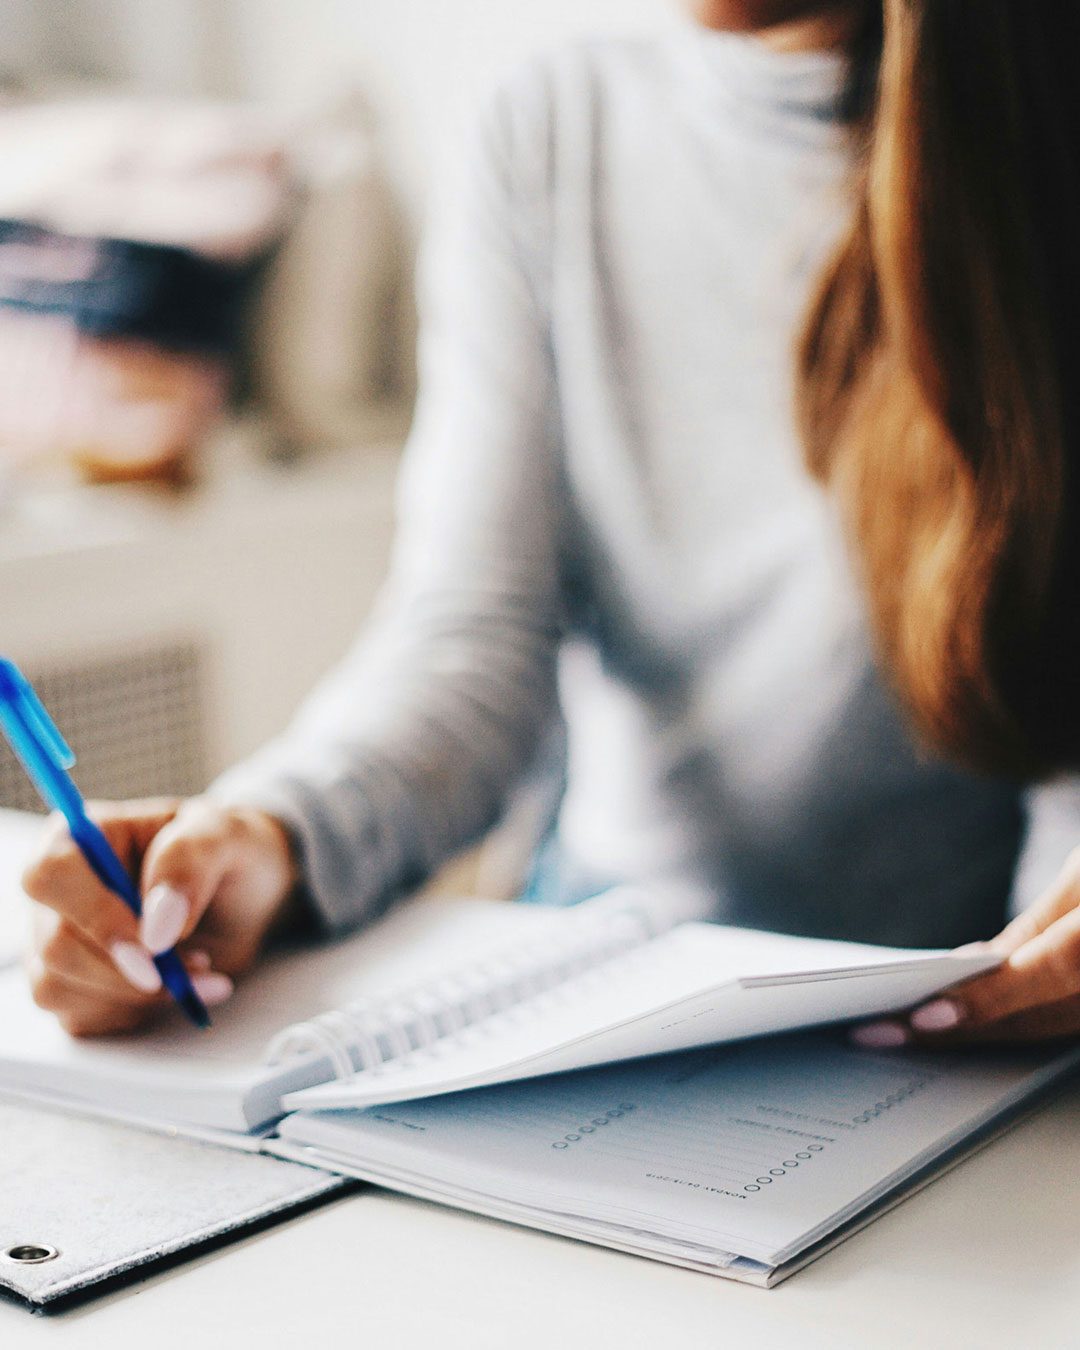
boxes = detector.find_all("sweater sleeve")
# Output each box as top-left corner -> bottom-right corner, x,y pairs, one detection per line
209,74 -> 566,932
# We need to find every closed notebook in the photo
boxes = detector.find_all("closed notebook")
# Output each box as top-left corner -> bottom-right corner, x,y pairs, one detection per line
0,1098 -> 348,1309
0,884 -> 997,1137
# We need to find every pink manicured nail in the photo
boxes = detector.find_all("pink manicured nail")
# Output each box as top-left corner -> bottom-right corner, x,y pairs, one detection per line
192,972 -> 233,1007
110,940 -> 162,994
849,1021 -> 910,1049
910,998 -> 963,1033
141,884 -> 189,954
185,950 -> 213,973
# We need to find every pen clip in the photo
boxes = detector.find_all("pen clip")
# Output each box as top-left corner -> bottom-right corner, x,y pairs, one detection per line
0,660 -> 74,770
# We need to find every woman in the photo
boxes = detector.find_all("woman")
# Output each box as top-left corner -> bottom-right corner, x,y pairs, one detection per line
22,0 -> 1080,1049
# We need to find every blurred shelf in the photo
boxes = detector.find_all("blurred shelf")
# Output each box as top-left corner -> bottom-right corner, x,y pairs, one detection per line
0,417 -> 404,565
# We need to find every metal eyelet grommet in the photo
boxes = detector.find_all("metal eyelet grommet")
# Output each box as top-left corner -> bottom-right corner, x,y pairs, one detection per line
2,1244 -> 60,1265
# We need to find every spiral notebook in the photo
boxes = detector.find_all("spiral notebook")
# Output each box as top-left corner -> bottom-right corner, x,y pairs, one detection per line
0,885 -> 998,1138
271,1031 -> 1080,1287
0,882 -> 1076,1290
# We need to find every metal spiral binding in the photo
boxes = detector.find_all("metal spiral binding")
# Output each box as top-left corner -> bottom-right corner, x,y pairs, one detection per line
264,895 -> 655,1081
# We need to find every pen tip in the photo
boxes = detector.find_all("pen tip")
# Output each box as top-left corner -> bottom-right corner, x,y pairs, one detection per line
183,994 -> 212,1030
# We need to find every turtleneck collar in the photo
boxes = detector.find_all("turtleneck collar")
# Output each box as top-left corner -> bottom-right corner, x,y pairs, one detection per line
668,18 -> 851,151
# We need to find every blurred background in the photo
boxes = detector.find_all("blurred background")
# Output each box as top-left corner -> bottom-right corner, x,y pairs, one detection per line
0,0 -> 673,824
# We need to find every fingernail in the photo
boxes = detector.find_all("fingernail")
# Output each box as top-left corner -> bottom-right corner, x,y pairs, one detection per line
141,884 -> 189,954
185,949 -> 213,973
910,998 -> 964,1033
191,971 -> 233,1007
110,940 -> 162,994
849,1021 -> 911,1049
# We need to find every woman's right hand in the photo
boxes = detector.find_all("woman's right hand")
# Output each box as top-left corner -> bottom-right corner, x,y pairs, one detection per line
21,797 -> 300,1037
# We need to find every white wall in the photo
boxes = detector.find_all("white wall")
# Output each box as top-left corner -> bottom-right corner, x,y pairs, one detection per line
19,0 -> 678,216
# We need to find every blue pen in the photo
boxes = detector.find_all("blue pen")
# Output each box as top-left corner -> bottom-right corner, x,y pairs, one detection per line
0,658 -> 209,1028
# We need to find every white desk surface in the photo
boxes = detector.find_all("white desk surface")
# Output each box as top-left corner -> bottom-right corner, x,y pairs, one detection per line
1,812 -> 1078,1348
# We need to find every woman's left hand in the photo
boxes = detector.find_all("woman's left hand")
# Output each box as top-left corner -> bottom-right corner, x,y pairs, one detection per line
851,848 -> 1080,1049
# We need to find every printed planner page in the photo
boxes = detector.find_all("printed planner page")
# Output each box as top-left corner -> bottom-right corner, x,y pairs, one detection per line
280,1032 -> 1079,1267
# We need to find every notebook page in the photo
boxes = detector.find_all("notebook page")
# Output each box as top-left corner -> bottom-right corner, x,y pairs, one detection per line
287,923 -> 996,1109
280,1033 -> 1080,1267
0,896 -> 558,1129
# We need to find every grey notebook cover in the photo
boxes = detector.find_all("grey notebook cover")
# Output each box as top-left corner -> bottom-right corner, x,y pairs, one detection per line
0,1100 -> 350,1310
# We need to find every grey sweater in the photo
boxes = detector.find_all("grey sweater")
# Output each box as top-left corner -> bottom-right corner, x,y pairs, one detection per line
212,26 -> 1080,945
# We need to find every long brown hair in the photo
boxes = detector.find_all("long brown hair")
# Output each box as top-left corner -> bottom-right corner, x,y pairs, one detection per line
798,0 -> 1080,778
